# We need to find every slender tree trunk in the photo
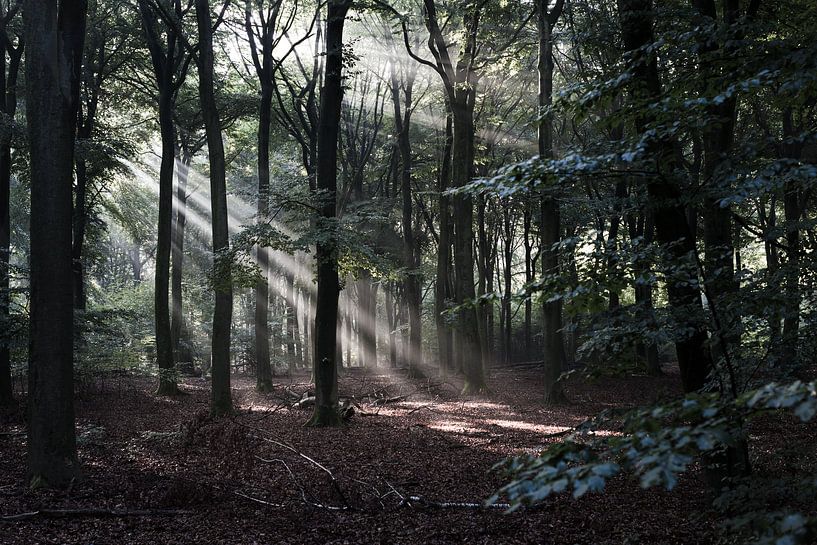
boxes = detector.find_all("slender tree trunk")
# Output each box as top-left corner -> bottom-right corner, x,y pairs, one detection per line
523,206 -> 533,359
392,73 -> 422,377
72,157 -> 88,310
782,109 -> 801,365
435,110 -> 453,375
24,0 -> 86,487
308,0 -> 350,427
196,0 -> 233,416
154,89 -> 178,395
171,151 -> 192,367
255,84 -> 273,391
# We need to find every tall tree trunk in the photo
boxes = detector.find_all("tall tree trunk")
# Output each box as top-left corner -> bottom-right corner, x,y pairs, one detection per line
451,94 -> 485,394
435,110 -> 453,375
154,88 -> 177,395
618,0 -> 712,393
255,83 -> 273,391
391,64 -> 422,377
308,0 -> 350,427
538,0 -> 567,405
196,0 -> 233,416
24,0 -> 86,487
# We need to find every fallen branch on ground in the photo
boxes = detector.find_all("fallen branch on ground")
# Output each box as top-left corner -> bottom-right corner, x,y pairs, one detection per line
1,508 -> 191,522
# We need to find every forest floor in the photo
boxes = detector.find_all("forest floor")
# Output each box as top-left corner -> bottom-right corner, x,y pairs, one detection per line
0,365 -> 808,544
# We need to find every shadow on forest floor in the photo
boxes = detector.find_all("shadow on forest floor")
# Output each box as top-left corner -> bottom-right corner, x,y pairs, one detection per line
0,365 -> 787,544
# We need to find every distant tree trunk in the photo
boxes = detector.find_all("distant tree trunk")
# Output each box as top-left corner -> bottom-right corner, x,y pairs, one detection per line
538,0 -> 567,405
357,272 -> 377,369
196,0 -> 233,416
385,283 -> 398,368
171,150 -> 192,366
618,0 -> 712,393
390,61 -> 422,377
476,194 -> 491,369
0,9 -> 22,405
307,0 -> 350,427
285,271 -> 298,370
523,206 -> 534,359
502,205 -> 514,364
24,0 -> 86,487
72,158 -> 88,310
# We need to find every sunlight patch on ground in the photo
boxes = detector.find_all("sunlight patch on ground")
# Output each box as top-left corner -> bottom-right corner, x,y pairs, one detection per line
428,420 -> 488,435
483,419 -> 572,435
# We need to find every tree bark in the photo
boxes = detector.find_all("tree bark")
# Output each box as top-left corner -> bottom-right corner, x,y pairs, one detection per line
254,82 -> 273,391
435,109 -> 453,375
618,0 -> 712,393
196,0 -> 233,416
24,0 -> 86,487
307,0 -> 350,427
171,151 -> 193,367
390,59 -> 422,377
138,0 -> 182,396
538,0 -> 567,405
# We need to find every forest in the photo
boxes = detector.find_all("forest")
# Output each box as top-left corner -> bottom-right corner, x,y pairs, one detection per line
0,0 -> 816,543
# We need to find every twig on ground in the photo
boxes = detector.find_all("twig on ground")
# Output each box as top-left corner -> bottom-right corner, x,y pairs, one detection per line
0,508 -> 191,522
234,491 -> 285,508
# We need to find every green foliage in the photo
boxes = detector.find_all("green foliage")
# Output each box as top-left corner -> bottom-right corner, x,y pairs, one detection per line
492,380 -> 817,544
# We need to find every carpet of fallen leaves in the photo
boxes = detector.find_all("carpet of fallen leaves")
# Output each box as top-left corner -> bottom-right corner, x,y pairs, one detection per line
0,365 -> 805,544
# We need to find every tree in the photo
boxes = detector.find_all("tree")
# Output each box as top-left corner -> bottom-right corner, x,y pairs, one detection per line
138,0 -> 195,396
243,0 -> 291,392
195,0 -> 233,417
537,0 -> 567,404
617,0 -> 712,393
307,0 -> 351,427
24,0 -> 86,486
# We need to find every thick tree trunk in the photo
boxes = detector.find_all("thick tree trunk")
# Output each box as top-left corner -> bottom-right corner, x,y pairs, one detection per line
618,0 -> 712,393
24,0 -> 86,487
255,84 -> 273,391
538,0 -> 566,405
307,0 -> 350,427
451,96 -> 486,394
196,0 -> 233,417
